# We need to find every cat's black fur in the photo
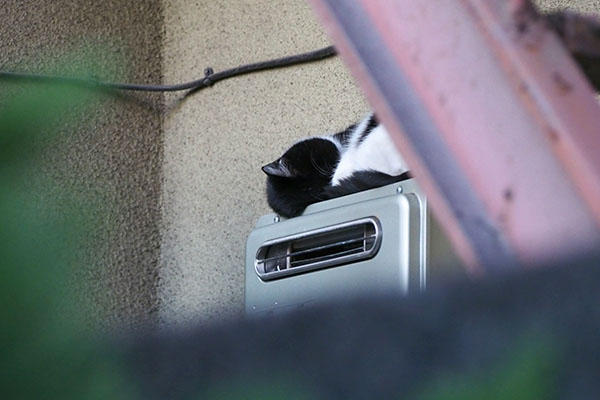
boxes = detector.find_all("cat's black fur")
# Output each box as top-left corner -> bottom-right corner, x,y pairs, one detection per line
263,138 -> 340,218
263,119 -> 410,218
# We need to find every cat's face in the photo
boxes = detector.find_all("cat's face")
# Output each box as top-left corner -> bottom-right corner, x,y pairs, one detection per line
262,138 -> 339,180
262,138 -> 340,217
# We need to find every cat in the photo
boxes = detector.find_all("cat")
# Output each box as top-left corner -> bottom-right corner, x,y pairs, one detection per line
262,114 -> 411,218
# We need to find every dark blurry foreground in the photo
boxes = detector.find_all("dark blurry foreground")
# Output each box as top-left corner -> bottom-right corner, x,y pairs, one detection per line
129,256 -> 600,400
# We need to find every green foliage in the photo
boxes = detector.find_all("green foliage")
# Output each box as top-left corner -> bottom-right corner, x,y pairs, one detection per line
202,379 -> 313,400
0,61 -> 135,398
412,335 -> 560,400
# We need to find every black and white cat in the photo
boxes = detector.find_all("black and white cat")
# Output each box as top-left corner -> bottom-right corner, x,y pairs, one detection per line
262,114 -> 411,218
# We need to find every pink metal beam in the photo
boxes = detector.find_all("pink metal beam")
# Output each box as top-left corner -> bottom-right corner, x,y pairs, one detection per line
309,0 -> 600,273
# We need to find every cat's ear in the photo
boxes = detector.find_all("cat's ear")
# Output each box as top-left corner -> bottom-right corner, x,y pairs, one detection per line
262,159 -> 294,178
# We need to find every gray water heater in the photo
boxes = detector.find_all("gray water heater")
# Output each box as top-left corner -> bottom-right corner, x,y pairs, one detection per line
245,179 -> 452,317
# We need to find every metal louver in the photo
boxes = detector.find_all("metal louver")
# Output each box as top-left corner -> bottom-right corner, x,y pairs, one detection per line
255,217 -> 382,281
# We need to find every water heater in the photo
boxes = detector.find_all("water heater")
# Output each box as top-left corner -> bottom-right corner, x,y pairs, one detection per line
245,179 -> 440,316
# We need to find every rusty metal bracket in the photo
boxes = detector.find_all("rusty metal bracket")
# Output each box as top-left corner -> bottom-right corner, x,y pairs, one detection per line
309,0 -> 600,272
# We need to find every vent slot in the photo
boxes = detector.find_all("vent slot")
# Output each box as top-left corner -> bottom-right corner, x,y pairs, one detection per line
255,217 -> 382,281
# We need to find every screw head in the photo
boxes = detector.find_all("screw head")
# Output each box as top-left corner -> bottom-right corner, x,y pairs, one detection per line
273,215 -> 280,223
397,186 -> 403,194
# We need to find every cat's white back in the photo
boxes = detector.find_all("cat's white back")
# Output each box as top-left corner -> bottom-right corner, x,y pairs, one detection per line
331,116 -> 408,186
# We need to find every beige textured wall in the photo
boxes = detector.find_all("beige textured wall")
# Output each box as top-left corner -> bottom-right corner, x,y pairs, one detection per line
538,0 -> 600,11
0,1 -> 163,328
159,0 -> 367,325
159,0 -> 600,325
3,0 -> 597,328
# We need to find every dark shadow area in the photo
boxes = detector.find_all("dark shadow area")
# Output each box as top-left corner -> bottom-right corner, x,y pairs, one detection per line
128,254 -> 600,399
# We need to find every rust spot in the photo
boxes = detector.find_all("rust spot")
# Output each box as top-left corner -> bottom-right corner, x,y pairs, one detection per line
511,1 -> 546,51
518,81 -> 529,94
547,127 -> 560,142
498,212 -> 508,224
516,21 -> 529,34
499,187 -> 514,226
552,72 -> 574,94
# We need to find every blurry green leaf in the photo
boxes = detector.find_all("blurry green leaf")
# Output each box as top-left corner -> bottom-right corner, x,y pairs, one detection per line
412,334 -> 560,400
0,51 -> 136,399
202,379 -> 313,400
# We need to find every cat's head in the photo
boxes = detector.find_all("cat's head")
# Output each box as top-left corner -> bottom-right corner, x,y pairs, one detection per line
262,137 -> 340,218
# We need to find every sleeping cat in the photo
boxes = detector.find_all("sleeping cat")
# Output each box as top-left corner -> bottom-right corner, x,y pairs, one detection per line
262,114 -> 411,218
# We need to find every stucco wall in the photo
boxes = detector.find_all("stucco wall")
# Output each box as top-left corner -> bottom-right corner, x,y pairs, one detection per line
2,0 -> 598,327
0,1 -> 163,327
158,0 -> 367,325
539,0 -> 600,12
158,0 -> 600,325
